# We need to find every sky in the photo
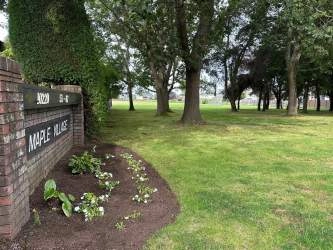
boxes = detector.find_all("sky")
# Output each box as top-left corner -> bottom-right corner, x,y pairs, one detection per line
0,12 -> 8,41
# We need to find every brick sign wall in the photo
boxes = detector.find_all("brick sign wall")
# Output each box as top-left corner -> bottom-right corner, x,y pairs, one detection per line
0,57 -> 84,239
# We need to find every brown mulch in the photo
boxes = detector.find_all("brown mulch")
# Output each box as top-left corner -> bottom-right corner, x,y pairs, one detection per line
0,144 -> 180,250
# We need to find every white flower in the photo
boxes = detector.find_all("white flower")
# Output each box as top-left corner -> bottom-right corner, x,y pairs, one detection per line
153,188 -> 158,192
135,195 -> 139,198
74,206 -> 80,212
98,207 -> 104,215
105,194 -> 109,198
144,200 -> 148,203
124,216 -> 129,220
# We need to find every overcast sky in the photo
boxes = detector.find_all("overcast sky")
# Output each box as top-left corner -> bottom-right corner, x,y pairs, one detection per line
0,12 -> 8,41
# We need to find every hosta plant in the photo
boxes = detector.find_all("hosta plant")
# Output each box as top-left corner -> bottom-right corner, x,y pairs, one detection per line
43,179 -> 75,217
69,151 -> 102,174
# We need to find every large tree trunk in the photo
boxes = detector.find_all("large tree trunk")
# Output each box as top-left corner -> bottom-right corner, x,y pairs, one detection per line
263,91 -> 270,111
286,30 -> 301,116
175,0 -> 213,124
287,64 -> 298,115
258,89 -> 262,111
315,83 -> 321,111
156,85 -> 170,116
128,84 -> 135,111
276,96 -> 281,109
181,68 -> 203,123
149,60 -> 173,116
303,83 -> 309,113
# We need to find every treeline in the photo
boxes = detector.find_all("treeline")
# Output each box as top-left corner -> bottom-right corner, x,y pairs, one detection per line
87,0 -> 332,123
4,0 -> 333,128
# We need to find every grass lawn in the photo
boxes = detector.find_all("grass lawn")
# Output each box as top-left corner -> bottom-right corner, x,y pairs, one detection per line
102,100 -> 333,249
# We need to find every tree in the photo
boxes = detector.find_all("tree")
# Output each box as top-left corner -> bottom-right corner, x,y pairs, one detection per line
279,0 -> 333,115
87,0 -> 179,115
175,0 -> 214,124
209,0 -> 271,112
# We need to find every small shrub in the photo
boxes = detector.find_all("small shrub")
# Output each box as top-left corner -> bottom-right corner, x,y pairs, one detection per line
69,151 -> 102,174
74,192 -> 106,221
43,179 -> 75,217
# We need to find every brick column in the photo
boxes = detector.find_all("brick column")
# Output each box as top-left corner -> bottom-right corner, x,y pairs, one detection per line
53,85 -> 84,145
0,57 -> 29,239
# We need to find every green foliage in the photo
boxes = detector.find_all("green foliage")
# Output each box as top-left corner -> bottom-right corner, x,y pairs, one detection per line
32,208 -> 41,226
0,39 -> 14,59
43,179 -> 57,200
43,179 -> 75,217
8,0 -> 111,135
120,153 -> 157,203
74,192 -> 105,222
68,151 -> 102,175
115,221 -> 126,231
9,0 -> 99,85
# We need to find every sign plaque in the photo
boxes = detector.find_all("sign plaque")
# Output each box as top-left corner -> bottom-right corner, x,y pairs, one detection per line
25,115 -> 71,158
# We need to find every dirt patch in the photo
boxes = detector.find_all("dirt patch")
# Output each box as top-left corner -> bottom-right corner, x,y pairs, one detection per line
1,144 -> 180,250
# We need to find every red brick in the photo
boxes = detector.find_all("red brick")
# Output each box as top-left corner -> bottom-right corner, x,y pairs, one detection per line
0,185 -> 13,196
0,196 -> 12,206
0,224 -> 12,235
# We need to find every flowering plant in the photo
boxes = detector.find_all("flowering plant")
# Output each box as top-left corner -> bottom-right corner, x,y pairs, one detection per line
99,180 -> 120,193
74,192 -> 107,221
105,153 -> 116,160
120,153 -> 158,203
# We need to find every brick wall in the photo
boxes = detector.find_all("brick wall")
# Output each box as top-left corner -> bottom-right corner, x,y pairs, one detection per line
0,57 -> 84,239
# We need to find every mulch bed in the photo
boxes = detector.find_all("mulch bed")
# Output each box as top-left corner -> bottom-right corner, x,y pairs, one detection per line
1,144 -> 180,250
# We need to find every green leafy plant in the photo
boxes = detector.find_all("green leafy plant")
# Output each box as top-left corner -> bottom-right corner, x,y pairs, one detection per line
133,185 -> 158,204
120,153 -> 158,203
115,221 -> 126,231
43,179 -> 75,217
99,180 -> 120,193
74,192 -> 106,221
105,153 -> 115,160
69,151 -> 102,174
32,208 -> 41,226
123,210 -> 142,221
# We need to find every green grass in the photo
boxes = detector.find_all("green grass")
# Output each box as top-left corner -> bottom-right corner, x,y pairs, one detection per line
102,100 -> 333,249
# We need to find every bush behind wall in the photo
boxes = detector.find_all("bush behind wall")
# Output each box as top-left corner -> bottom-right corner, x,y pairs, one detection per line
8,0 -> 107,135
